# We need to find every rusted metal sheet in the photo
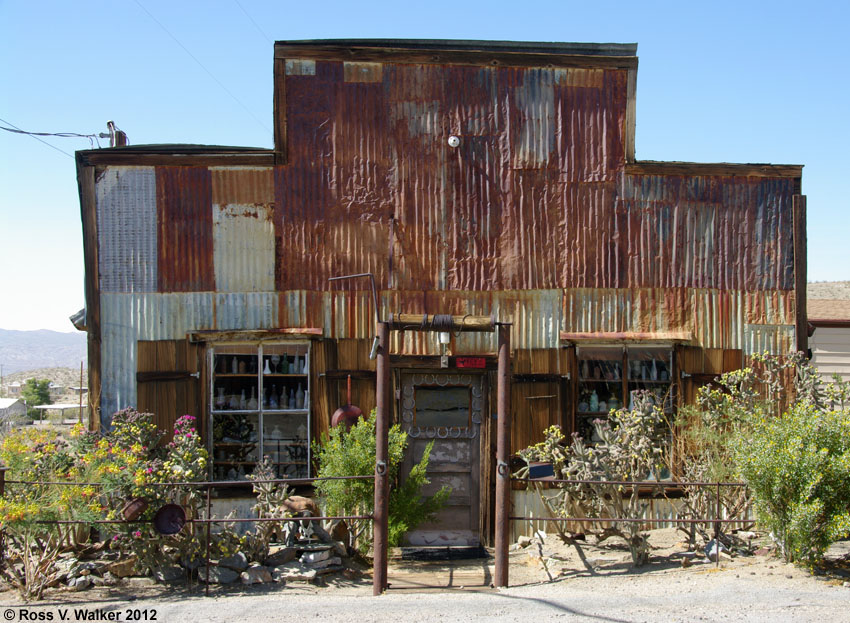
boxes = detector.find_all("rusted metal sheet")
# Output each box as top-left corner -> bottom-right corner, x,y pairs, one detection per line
156,167 -> 214,292
211,167 -> 275,292
97,167 -> 157,293
618,174 -> 795,290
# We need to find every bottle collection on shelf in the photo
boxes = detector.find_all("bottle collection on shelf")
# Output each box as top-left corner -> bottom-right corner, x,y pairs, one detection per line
213,353 -> 308,412
577,358 -> 670,414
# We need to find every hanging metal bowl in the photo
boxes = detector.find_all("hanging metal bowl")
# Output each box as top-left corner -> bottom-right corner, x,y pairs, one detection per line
153,504 -> 186,535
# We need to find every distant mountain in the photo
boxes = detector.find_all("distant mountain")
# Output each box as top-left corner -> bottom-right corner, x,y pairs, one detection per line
0,329 -> 87,374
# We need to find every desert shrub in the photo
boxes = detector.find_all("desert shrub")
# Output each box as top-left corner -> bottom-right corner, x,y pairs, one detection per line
681,352 -> 850,565
733,400 -> 850,564
313,411 -> 450,554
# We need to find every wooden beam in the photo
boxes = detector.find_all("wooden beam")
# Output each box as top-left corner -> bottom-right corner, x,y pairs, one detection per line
389,354 -> 498,370
320,369 -> 377,381
793,195 -> 808,354
77,150 -> 275,167
188,328 -> 323,343
274,56 -> 287,165
388,313 -> 495,333
76,162 -> 101,431
274,45 -> 638,70
625,66 -> 637,163
626,161 -> 803,179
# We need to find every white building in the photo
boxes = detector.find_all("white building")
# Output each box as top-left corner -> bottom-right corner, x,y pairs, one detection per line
0,398 -> 27,421
809,299 -> 850,384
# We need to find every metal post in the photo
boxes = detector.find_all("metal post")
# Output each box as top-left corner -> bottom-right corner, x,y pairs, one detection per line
494,324 -> 511,587
0,464 -> 6,565
715,482 -> 721,568
373,321 -> 390,595
205,484 -> 211,596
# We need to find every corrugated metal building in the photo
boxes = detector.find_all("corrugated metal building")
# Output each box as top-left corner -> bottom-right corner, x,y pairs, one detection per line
75,40 -> 806,547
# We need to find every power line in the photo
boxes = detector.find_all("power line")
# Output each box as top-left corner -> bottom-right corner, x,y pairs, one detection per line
133,0 -> 272,136
0,117 -> 74,159
233,0 -> 273,44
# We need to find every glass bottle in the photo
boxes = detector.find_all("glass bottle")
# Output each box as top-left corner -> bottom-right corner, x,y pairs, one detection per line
247,386 -> 258,410
295,383 -> 305,410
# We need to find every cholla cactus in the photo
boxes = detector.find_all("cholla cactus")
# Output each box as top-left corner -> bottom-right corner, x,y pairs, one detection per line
517,392 -> 668,566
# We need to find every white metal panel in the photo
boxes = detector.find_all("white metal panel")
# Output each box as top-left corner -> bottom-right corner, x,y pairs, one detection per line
212,203 -> 276,292
96,167 -> 157,293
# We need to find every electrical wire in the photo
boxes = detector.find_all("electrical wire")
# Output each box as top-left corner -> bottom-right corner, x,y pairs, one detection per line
133,0 -> 272,136
0,117 -> 74,159
233,0 -> 273,44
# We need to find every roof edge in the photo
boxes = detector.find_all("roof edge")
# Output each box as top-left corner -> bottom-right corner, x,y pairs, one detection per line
275,39 -> 637,57
76,144 -> 275,167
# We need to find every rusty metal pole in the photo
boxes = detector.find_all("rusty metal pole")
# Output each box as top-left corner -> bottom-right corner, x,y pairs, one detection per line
715,482 -> 721,568
373,321 -> 390,595
0,464 -> 6,565
494,323 -> 511,587
205,484 -> 211,596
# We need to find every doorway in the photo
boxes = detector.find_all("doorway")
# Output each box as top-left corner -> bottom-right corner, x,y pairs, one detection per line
399,372 -> 483,547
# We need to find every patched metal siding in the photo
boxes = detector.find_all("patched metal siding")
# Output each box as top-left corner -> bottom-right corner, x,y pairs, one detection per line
97,167 -> 157,292
156,167 -> 215,292
211,168 -> 275,292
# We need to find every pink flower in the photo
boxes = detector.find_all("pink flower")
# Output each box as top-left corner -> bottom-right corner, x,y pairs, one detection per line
133,530 -> 142,538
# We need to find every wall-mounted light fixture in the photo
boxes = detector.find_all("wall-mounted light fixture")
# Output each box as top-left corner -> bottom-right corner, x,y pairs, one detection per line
447,135 -> 461,148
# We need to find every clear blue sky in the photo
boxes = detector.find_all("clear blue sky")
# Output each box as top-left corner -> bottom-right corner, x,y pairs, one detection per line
1,0 -> 847,332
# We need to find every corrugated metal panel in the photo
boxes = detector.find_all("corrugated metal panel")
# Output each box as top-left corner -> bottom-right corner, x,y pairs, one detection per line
214,293 -> 279,330
278,290 -> 326,330
343,62 -> 382,83
101,293 -> 215,342
212,202 -> 275,292
156,167 -> 214,292
511,68 -> 555,169
97,167 -> 157,293
285,59 -> 315,76
619,174 -> 795,291
742,324 -> 796,356
100,296 -> 138,424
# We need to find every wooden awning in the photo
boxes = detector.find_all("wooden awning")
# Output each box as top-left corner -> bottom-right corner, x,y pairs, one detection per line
560,331 -> 693,344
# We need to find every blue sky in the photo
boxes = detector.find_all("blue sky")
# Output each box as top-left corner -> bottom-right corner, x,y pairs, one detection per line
1,0 -> 847,331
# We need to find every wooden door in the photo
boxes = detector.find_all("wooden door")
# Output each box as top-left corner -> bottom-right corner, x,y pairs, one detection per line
399,372 -> 483,547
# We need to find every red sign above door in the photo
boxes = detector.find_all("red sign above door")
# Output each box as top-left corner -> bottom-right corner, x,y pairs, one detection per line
456,357 -> 486,369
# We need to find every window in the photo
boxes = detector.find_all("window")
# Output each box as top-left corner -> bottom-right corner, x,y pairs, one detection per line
209,342 -> 310,481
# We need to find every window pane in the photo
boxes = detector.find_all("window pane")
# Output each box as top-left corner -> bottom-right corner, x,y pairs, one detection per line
414,387 -> 470,427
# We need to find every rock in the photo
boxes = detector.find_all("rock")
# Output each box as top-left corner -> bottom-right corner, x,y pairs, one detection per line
271,561 -> 317,583
314,564 -> 345,576
101,572 -> 119,587
154,565 -> 185,582
301,549 -> 332,564
198,565 -> 240,584
681,557 -> 692,568
264,547 -> 298,566
70,576 -> 92,591
240,565 -> 273,585
90,576 -> 106,587
843,581 -> 850,588
308,557 -> 342,571
106,557 -> 138,578
517,536 -> 533,548
282,496 -> 319,516
219,552 -> 249,571
704,539 -> 729,562
754,547 -> 772,556
534,530 -> 547,542
126,577 -> 156,588
331,541 -> 347,558
735,531 -> 758,541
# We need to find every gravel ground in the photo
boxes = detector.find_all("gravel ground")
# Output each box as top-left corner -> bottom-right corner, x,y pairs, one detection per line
2,529 -> 848,623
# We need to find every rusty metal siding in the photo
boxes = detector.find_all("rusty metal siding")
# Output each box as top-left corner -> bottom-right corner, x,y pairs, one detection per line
211,168 -> 275,292
97,167 -> 157,292
156,167 -> 215,292
619,174 -> 795,291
